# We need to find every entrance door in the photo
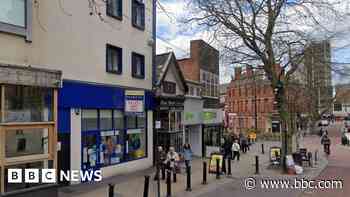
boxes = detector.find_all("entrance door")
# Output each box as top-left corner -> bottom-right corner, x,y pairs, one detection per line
81,131 -> 100,173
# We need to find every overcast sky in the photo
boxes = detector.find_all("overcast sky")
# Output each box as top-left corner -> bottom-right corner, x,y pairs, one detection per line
156,0 -> 350,85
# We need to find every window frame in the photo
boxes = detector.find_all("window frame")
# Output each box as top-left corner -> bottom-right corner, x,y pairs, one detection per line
106,0 -> 123,20
106,44 -> 123,75
132,0 -> 145,30
0,0 -> 32,42
131,52 -> 145,79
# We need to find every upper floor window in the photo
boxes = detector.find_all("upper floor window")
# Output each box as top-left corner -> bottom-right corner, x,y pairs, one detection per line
0,0 -> 25,27
132,52 -> 145,79
0,0 -> 31,41
106,0 -> 122,20
132,0 -> 145,30
106,44 -> 122,74
163,81 -> 176,94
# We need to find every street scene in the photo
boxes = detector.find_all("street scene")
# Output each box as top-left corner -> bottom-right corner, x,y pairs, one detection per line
1,0 -> 350,197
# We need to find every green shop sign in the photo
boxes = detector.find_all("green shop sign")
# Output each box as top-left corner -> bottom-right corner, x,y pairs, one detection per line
185,112 -> 194,121
202,112 -> 217,121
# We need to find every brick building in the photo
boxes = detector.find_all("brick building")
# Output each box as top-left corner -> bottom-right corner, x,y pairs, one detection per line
225,65 -> 307,134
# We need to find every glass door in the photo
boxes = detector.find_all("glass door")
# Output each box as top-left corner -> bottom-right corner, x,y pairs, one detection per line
81,131 -> 100,172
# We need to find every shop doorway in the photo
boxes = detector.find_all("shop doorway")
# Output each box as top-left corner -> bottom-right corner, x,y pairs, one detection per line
81,131 -> 101,174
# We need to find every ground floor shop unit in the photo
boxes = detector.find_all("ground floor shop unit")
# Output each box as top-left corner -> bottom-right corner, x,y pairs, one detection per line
154,96 -> 185,153
0,64 -> 62,195
57,80 -> 155,184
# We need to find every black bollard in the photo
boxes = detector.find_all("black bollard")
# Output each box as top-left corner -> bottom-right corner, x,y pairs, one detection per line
314,150 -> 318,165
202,161 -> 207,185
173,169 -> 177,183
157,173 -> 161,197
255,155 -> 259,174
161,165 -> 165,180
216,158 -> 220,179
308,152 -> 313,167
108,184 -> 115,197
222,157 -> 226,174
166,170 -> 172,197
186,166 -> 192,191
143,175 -> 150,197
261,143 -> 265,154
227,157 -> 232,176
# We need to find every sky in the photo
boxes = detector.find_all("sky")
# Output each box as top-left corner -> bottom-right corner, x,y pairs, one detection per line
156,0 -> 350,85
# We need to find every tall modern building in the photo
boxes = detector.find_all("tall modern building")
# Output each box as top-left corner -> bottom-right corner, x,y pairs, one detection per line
304,40 -> 333,113
0,0 -> 156,194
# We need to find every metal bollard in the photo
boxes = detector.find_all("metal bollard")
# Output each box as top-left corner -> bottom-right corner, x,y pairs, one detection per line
261,143 -> 265,154
222,157 -> 226,174
202,161 -> 207,185
308,152 -> 313,167
255,156 -> 259,174
186,166 -> 192,191
216,158 -> 220,179
157,172 -> 161,197
173,169 -> 177,183
166,170 -> 172,197
227,157 -> 232,176
108,184 -> 115,197
143,175 -> 150,197
314,150 -> 318,165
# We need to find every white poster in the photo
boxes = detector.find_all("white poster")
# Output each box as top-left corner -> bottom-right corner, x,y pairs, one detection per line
125,90 -> 144,113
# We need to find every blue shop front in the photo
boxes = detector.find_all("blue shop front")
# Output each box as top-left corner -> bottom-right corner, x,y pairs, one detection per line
57,80 -> 155,183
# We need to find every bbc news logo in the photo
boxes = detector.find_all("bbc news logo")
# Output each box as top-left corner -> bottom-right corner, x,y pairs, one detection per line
8,169 -> 102,183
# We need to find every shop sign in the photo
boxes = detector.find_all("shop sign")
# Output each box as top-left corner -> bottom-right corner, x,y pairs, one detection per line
185,112 -> 194,121
125,90 -> 144,114
155,121 -> 161,129
202,111 -> 217,121
159,99 -> 184,110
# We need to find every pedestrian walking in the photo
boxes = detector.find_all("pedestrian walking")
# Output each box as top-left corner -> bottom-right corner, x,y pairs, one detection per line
231,140 -> 240,161
183,143 -> 192,169
165,147 -> 180,181
241,136 -> 248,153
154,146 -> 166,180
321,134 -> 331,155
223,137 -> 233,159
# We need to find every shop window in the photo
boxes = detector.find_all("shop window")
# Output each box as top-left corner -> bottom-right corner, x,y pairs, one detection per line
5,128 -> 49,158
113,110 -> 124,130
82,109 -> 98,131
126,113 -> 146,160
159,111 -> 169,131
132,0 -> 145,30
163,81 -> 176,94
4,85 -> 53,123
132,52 -> 145,79
106,44 -> 123,74
106,0 -> 122,20
82,134 -> 98,169
4,161 -> 53,192
100,110 -> 113,130
100,130 -> 124,166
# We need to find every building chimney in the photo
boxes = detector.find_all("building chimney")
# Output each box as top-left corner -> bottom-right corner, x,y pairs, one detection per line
235,67 -> 242,80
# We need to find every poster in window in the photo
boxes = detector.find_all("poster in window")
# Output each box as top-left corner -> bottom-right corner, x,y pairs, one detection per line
125,90 -> 144,114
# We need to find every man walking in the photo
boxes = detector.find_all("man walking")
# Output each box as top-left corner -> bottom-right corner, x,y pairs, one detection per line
232,140 -> 240,161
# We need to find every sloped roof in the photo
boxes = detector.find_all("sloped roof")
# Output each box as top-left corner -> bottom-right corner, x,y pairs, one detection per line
155,52 -> 188,92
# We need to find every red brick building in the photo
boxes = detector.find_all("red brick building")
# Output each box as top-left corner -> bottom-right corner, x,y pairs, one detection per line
225,65 -> 307,134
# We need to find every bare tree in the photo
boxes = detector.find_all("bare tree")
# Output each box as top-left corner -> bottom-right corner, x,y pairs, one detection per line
185,0 -> 350,156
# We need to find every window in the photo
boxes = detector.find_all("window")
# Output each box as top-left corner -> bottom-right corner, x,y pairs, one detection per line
189,86 -> 194,96
0,0 -> 25,27
126,113 -> 146,160
106,0 -> 122,20
113,110 -> 124,130
4,85 -> 53,123
5,128 -> 49,158
106,44 -> 122,74
100,130 -> 124,166
169,111 -> 182,131
100,110 -> 113,130
163,81 -> 176,94
334,103 -> 342,112
132,0 -> 145,30
82,109 -> 98,131
0,0 -> 32,41
132,52 -> 145,79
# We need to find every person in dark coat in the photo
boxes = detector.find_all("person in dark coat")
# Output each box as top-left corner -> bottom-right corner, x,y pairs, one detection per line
154,146 -> 166,180
321,135 -> 331,155
223,138 -> 233,159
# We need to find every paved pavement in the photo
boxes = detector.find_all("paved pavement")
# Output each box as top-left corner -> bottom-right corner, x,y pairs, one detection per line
58,129 -> 330,197
198,122 -> 349,197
